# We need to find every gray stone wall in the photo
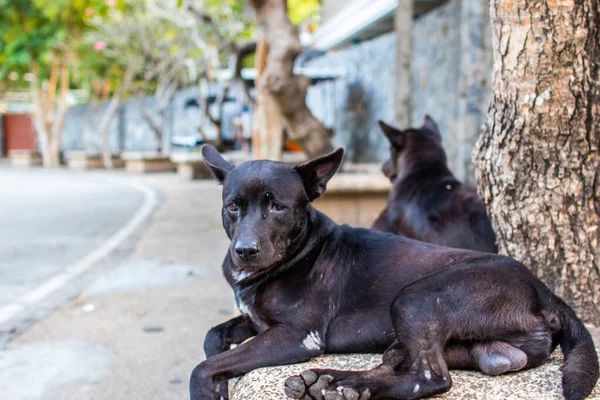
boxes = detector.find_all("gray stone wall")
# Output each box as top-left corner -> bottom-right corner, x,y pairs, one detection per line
305,0 -> 492,183
411,0 -> 462,176
62,85 -> 244,154
306,32 -> 397,163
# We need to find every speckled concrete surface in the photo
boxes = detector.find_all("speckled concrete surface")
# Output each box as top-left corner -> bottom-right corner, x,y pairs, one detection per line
230,343 -> 600,400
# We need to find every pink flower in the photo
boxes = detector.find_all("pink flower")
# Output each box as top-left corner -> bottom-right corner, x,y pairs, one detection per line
105,0 -> 117,6
85,7 -> 94,16
94,41 -> 106,51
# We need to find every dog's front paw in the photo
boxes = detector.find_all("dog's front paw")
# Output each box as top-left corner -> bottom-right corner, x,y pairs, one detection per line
284,370 -> 370,400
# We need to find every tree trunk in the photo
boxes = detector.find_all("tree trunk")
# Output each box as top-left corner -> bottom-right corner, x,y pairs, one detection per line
473,0 -> 600,323
30,63 -> 51,167
394,0 -> 413,129
248,0 -> 333,159
30,54 -> 70,168
99,96 -> 121,169
252,39 -> 284,161
49,53 -> 70,167
99,62 -> 136,168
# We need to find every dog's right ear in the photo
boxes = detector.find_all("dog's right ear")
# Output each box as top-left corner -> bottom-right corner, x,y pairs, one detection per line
422,115 -> 442,141
201,145 -> 235,183
378,120 -> 404,147
295,147 -> 344,202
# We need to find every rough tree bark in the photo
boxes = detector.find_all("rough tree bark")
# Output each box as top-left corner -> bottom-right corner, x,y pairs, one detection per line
248,0 -> 333,159
473,0 -> 600,323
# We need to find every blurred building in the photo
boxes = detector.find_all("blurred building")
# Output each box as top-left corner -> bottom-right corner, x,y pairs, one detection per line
304,0 -> 492,183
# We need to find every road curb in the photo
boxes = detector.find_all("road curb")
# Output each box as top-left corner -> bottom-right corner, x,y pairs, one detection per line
0,174 -> 158,327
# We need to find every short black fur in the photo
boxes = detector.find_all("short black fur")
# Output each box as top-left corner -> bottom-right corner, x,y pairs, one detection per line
372,116 -> 498,253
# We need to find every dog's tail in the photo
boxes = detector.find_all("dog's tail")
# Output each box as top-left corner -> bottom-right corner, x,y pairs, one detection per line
545,292 -> 599,400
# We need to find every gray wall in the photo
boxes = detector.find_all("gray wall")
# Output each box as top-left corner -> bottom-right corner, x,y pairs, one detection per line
306,32 -> 397,163
62,85 -> 245,154
305,0 -> 492,182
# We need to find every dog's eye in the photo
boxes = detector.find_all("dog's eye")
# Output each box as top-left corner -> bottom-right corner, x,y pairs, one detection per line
227,203 -> 239,212
271,202 -> 285,211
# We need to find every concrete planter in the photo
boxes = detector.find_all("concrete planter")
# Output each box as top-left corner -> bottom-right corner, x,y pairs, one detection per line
122,152 -> 176,173
66,152 -> 124,170
313,170 -> 391,228
229,345 -> 600,400
8,150 -> 43,167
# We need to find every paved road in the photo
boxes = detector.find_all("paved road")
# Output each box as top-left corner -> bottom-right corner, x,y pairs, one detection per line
0,174 -> 232,400
0,168 -> 146,311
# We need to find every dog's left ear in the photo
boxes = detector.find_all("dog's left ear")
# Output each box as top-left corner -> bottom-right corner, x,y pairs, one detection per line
201,145 -> 235,183
422,115 -> 442,141
295,148 -> 344,202
378,120 -> 405,147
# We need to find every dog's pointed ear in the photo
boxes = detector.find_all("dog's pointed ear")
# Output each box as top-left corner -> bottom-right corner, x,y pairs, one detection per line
422,115 -> 442,140
201,145 -> 235,183
378,120 -> 404,147
295,148 -> 344,202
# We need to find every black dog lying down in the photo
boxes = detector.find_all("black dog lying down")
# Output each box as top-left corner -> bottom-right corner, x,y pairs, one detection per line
190,146 -> 598,400
372,116 -> 497,253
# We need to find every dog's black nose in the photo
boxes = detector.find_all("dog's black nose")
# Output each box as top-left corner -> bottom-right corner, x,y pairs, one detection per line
235,242 -> 260,260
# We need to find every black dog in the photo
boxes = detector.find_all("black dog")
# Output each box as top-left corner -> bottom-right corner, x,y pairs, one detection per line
190,145 -> 598,400
372,116 -> 497,253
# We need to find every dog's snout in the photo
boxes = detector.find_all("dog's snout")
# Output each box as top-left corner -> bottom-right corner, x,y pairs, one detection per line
235,242 -> 260,260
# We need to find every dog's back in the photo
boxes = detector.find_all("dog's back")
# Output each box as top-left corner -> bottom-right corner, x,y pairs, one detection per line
373,116 -> 497,253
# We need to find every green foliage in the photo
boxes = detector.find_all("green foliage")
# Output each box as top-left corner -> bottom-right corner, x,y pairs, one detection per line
288,0 -> 320,25
83,0 -> 202,98
0,0 -> 111,86
199,0 -> 256,49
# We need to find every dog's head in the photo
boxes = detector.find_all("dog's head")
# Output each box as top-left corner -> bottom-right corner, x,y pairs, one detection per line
202,145 -> 344,277
378,115 -> 446,181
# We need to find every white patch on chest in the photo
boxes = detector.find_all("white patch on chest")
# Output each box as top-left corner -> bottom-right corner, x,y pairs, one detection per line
413,383 -> 420,393
302,331 -> 323,351
231,269 -> 252,283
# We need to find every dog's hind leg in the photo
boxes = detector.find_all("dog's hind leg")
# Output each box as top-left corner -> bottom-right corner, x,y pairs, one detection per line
286,266 -> 557,399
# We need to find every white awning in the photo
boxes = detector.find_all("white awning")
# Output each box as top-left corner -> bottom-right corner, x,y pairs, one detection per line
312,0 -> 397,51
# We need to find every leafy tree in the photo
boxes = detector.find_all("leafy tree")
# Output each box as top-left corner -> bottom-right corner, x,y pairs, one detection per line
0,0 -> 111,166
87,0 -> 202,158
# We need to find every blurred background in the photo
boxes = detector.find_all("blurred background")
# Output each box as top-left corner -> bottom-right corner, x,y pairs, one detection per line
1,0 -> 598,399
0,1 -> 492,397
0,0 -> 490,181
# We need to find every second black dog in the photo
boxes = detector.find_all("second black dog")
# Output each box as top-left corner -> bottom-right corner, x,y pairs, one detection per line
372,116 -> 497,253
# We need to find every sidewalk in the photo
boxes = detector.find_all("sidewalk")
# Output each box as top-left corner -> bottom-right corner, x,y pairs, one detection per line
0,174 -> 234,400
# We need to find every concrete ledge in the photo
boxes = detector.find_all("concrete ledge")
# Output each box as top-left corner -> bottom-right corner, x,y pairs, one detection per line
122,152 -> 176,173
314,172 -> 390,227
230,346 -> 600,400
8,150 -> 43,167
66,152 -> 124,170
170,151 -> 308,180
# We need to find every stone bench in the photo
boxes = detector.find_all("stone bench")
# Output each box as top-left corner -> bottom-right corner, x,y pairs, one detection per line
230,342 -> 600,400
65,151 -> 124,169
8,150 -> 43,167
122,152 -> 176,173
313,168 -> 391,228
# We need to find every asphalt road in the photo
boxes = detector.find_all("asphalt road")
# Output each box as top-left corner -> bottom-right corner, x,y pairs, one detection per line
0,168 -> 147,313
